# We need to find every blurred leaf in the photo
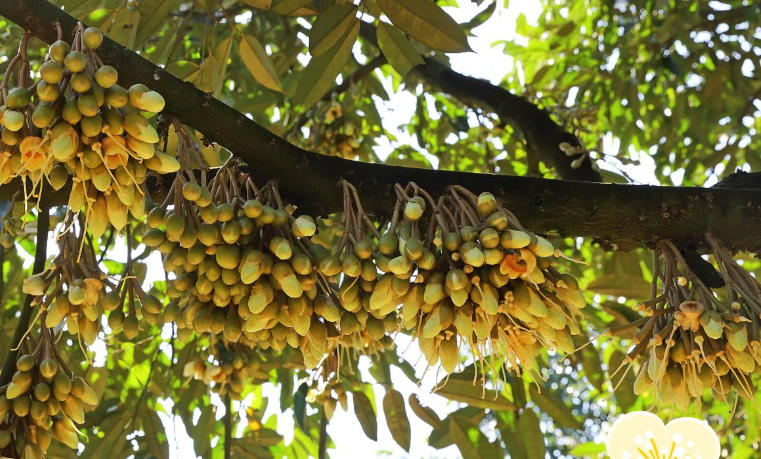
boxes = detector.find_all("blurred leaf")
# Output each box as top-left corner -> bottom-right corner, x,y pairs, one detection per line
353,390 -> 378,441
463,1 -> 496,31
435,378 -> 516,411
608,350 -> 637,412
448,416 -> 502,459
588,274 -> 650,299
383,388 -> 411,451
271,0 -> 314,15
497,412 -> 528,459
408,394 -> 443,429
293,383 -> 308,432
517,410 -> 545,459
568,442 -> 606,457
246,428 -> 283,447
575,333 -> 605,391
140,406 -> 169,459
240,0 -> 272,9
528,384 -> 584,430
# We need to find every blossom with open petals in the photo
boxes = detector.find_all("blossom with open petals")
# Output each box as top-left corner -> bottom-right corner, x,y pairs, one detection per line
19,136 -> 49,171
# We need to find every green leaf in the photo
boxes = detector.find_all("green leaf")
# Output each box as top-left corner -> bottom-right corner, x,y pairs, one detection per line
383,389 -> 411,451
239,0 -> 272,9
239,34 -> 284,92
377,0 -> 470,53
528,385 -> 584,431
497,412 -> 528,459
135,0 -> 179,46
235,438 -> 276,459
189,406 -> 217,456
588,273 -> 651,299
408,394 -> 443,430
245,428 -> 283,447
376,22 -> 424,76
429,426 -> 454,449
608,351 -> 637,412
505,373 -> 527,408
462,1 -> 496,31
309,5 -> 358,56
294,20 -> 359,109
434,378 -> 516,411
517,410 -> 545,459
212,35 -> 234,96
293,383 -> 308,432
568,442 -> 606,457
575,333 -> 605,391
141,407 -> 169,459
193,55 -> 221,92
81,412 -> 131,459
104,9 -> 140,49
164,60 -> 201,80
279,369 -> 293,412
271,0 -> 313,15
448,417 -> 502,459
352,390 -> 378,441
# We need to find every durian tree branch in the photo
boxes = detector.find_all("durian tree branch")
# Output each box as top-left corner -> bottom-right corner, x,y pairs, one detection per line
356,22 -> 603,183
1,0 -> 761,252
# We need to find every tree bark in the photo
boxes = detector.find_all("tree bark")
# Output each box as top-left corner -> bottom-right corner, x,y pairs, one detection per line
0,0 -> 760,252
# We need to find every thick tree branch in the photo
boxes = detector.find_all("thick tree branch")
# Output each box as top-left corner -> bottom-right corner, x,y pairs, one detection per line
1,0 -> 760,252
357,22 -> 602,182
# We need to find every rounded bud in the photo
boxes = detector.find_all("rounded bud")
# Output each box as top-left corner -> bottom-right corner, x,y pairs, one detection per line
49,40 -> 70,62
95,65 -> 118,89
83,27 -> 104,49
40,60 -> 64,84
64,51 -> 87,73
